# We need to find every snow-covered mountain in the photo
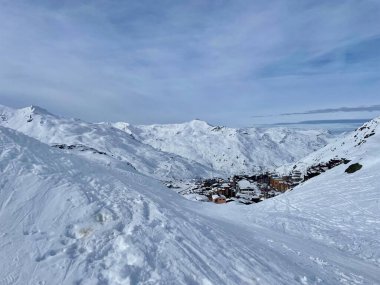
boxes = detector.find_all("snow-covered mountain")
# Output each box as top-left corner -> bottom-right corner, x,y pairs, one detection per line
1,120 -> 379,284
277,116 -> 380,176
0,105 -> 216,180
114,119 -> 333,175
0,104 -> 334,179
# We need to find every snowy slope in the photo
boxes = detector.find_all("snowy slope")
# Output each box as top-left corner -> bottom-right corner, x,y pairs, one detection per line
114,120 -> 333,175
1,124 -> 379,284
0,105 -> 216,180
0,105 -> 334,179
277,116 -> 380,175
210,143 -> 380,284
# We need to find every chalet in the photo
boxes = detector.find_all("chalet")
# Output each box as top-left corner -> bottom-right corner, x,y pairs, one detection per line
221,182 -> 230,189
237,179 -> 257,193
255,173 -> 270,184
269,176 -> 290,192
215,188 -> 228,196
289,170 -> 303,186
211,194 -> 226,204
221,182 -> 236,197
259,187 -> 277,199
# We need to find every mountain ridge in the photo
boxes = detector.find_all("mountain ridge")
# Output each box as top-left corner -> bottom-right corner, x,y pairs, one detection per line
0,104 -> 334,179
115,119 -> 334,175
277,116 -> 380,176
0,117 -> 379,284
0,104 -> 217,180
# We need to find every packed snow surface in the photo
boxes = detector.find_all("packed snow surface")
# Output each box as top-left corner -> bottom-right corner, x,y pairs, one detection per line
1,116 -> 379,284
114,119 -> 333,175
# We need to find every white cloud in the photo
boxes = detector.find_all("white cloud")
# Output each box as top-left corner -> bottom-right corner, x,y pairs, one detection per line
0,0 -> 379,126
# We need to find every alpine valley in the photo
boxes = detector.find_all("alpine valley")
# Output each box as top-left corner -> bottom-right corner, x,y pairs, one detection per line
0,104 -> 379,285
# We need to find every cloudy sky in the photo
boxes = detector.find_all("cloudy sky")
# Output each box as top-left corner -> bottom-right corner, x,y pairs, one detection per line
0,0 -> 380,126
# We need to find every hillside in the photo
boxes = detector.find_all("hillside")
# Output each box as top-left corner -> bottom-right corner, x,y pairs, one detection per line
277,116 -> 380,176
114,119 -> 333,175
211,134 -> 380,283
0,120 -> 379,284
0,105 -> 216,180
0,104 -> 334,179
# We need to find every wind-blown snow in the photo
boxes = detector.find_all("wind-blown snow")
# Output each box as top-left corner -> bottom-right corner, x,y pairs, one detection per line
116,119 -> 333,175
0,117 -> 379,284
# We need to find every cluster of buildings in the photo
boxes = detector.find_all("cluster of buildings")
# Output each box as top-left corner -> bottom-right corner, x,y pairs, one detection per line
268,171 -> 303,192
190,171 -> 305,204
303,158 -> 350,181
169,158 -> 351,205
193,178 -> 234,204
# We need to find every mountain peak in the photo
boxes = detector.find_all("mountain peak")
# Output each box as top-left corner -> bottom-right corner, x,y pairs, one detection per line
28,105 -> 53,115
188,119 -> 212,128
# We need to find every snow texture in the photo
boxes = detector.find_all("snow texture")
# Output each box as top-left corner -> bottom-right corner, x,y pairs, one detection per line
0,105 -> 216,180
0,114 -> 379,284
113,119 -> 334,175
277,116 -> 380,176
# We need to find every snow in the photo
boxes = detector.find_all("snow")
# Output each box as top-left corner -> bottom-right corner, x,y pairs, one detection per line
114,120 -> 334,175
237,179 -> 255,189
0,105 -> 334,179
0,107 -> 379,284
183,194 -> 209,202
0,105 -> 216,180
277,116 -> 380,176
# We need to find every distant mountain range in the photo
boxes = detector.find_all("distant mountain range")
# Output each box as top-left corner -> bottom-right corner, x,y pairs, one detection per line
115,120 -> 334,175
0,104 -> 334,179
0,105 -> 215,180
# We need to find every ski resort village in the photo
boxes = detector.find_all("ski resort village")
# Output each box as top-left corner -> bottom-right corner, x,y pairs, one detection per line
0,104 -> 379,285
171,158 -> 351,204
167,171 -> 304,204
1,1 -> 380,284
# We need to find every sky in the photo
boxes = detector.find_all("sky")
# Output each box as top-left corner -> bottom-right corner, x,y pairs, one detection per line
0,0 -> 380,127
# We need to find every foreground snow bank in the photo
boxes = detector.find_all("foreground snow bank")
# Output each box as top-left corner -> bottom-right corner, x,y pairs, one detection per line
0,126 -> 379,285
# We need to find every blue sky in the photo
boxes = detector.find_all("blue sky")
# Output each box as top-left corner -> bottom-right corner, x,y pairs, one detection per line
0,0 -> 380,126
